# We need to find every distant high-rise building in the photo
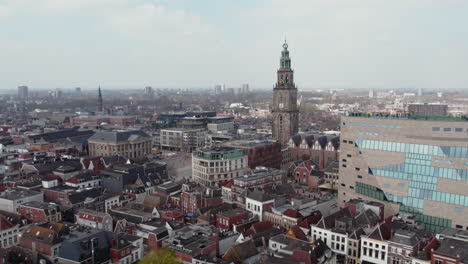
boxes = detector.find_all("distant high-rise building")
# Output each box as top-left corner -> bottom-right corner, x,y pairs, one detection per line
242,83 -> 250,94
18,86 -> 28,100
97,86 -> 103,112
49,88 -> 62,98
214,84 -> 222,95
339,115 -> 468,232
144,86 -> 154,96
272,41 -> 299,145
75,87 -> 81,93
418,87 -> 423,97
369,88 -> 374,98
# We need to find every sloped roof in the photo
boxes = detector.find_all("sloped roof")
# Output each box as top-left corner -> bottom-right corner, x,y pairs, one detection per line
355,209 -> 380,227
283,209 -> 303,219
287,225 -> 308,241
316,207 -> 351,229
0,216 -> 13,230
22,226 -> 61,245
246,189 -> 274,202
246,221 -> 273,236
89,130 -> 150,143
298,211 -> 322,229
223,240 -> 258,262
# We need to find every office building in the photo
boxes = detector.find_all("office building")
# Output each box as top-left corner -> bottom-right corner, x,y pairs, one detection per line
339,114 -> 468,232
144,86 -> 154,96
160,127 -> 206,152
192,147 -> 249,186
18,85 -> 28,100
406,103 -> 448,117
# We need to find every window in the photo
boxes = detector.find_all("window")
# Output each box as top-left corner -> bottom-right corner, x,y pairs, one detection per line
357,175 -> 363,179
355,167 -> 360,171
349,141 -> 354,144
435,260 -> 442,264
347,154 -> 352,158
455,128 -> 462,132
444,128 -> 451,132
456,225 -> 463,229
432,127 -> 440,131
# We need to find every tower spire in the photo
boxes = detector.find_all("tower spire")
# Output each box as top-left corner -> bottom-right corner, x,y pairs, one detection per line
97,85 -> 103,112
280,41 -> 291,69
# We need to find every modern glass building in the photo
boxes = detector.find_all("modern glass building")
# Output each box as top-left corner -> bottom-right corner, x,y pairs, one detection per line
339,115 -> 468,232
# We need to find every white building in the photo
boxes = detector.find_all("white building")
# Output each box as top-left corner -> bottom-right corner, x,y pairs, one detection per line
75,209 -> 113,232
192,147 -> 249,186
0,189 -> 44,213
0,216 -> 20,249
360,224 -> 389,264
245,190 -> 274,221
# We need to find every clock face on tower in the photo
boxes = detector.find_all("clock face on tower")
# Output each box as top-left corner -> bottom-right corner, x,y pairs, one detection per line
279,79 -> 285,85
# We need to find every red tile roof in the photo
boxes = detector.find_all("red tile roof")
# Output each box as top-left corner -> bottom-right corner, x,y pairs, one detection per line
283,209 -> 303,219
0,216 -> 13,230
246,221 -> 273,235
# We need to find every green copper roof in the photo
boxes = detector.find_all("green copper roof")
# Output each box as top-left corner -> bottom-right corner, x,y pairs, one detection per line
280,41 -> 291,69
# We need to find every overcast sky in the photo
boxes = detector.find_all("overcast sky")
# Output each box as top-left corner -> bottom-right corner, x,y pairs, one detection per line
1,0 -> 467,90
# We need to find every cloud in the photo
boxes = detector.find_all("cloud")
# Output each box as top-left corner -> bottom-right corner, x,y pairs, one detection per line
107,3 -> 214,43
0,5 -> 11,18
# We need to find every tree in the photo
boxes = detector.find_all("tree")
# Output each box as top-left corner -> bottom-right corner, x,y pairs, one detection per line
139,248 -> 180,264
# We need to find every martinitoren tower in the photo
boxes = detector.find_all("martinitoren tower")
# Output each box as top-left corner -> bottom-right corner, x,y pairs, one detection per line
272,41 -> 299,145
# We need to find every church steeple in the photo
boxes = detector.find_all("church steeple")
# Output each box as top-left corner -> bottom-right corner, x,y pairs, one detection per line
280,41 -> 291,69
97,85 -> 103,112
272,40 -> 299,145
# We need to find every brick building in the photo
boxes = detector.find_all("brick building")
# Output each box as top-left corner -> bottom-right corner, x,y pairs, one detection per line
289,133 -> 340,170
216,208 -> 250,231
224,140 -> 283,169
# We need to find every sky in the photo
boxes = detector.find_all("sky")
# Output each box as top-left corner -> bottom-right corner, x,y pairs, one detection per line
1,0 -> 468,90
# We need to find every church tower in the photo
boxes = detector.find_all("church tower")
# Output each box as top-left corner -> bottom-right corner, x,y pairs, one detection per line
272,41 -> 299,145
97,85 -> 103,112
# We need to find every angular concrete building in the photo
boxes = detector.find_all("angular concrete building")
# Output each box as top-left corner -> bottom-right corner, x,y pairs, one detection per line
339,114 -> 468,232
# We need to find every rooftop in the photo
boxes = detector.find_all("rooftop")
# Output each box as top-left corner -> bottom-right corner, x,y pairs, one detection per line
0,189 -> 42,200
346,112 -> 467,122
218,208 -> 249,218
88,130 -> 150,143
234,167 -> 284,183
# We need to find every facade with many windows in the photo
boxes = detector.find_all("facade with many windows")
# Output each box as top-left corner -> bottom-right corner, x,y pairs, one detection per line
339,115 -> 468,232
88,130 -> 152,159
192,147 -> 249,186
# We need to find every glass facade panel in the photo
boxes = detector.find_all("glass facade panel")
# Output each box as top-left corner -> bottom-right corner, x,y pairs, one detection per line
354,138 -> 466,232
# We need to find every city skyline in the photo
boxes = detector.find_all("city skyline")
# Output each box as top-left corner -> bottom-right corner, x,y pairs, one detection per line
1,0 -> 468,90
